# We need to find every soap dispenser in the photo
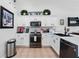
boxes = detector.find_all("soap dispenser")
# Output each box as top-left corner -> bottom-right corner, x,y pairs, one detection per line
66,27 -> 70,35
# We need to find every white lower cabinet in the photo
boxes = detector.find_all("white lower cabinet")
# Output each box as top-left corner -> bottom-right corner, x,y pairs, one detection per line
16,34 -> 30,47
42,34 -> 60,55
42,34 -> 50,46
16,34 -> 24,45
42,35 -> 47,46
51,35 -> 60,55
54,36 -> 60,55
23,34 -> 30,47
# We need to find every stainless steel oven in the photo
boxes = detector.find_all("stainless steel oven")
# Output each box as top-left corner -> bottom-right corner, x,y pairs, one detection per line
30,32 -> 42,48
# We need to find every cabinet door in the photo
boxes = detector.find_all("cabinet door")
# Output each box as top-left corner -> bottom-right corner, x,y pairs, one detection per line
46,17 -> 58,26
53,37 -> 57,50
16,34 -> 30,46
54,36 -> 60,55
16,34 -> 24,45
24,34 -> 29,47
51,35 -> 60,55
51,35 -> 56,50
42,34 -> 50,46
49,35 -> 54,46
42,38 -> 47,46
42,34 -> 48,46
47,19 -> 53,26
41,20 -> 47,26
46,35 -> 51,46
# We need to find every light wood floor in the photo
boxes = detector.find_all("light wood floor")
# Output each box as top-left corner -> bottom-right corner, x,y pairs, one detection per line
14,47 -> 58,58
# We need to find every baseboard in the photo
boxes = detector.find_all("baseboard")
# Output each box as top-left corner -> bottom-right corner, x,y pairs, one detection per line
16,45 -> 51,48
16,45 -> 29,48
42,46 -> 51,48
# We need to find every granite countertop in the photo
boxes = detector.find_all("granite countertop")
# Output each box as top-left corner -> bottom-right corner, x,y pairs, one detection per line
58,35 -> 79,45
42,32 -> 79,46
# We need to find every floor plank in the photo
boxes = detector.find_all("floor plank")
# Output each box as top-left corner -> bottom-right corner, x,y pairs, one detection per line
14,47 -> 59,58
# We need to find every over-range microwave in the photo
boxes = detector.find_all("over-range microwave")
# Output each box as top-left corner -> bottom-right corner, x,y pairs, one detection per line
30,21 -> 41,27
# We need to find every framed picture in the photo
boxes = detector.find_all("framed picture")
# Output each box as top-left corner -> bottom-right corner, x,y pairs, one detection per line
60,19 -> 64,25
0,6 -> 14,28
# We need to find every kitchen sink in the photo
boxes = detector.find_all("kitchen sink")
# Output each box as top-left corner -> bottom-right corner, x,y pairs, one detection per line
55,33 -> 72,37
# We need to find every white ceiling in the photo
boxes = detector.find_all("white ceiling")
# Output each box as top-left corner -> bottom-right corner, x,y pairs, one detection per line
16,0 -> 79,10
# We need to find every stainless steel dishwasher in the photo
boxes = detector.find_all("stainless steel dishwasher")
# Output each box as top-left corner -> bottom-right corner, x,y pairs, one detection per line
60,38 -> 78,58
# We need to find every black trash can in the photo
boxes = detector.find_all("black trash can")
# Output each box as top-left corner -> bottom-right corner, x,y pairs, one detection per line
6,39 -> 16,58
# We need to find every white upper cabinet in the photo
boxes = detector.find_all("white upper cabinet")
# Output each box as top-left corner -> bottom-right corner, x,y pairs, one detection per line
46,16 -> 58,26
40,16 -> 58,26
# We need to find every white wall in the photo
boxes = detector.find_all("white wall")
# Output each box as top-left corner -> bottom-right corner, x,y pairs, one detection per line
0,0 -> 15,57
15,0 -> 60,26
16,0 -> 79,17
15,0 -> 79,47
15,0 -> 79,33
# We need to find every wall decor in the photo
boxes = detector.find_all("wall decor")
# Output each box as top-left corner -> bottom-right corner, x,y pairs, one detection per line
60,19 -> 64,25
21,10 -> 28,15
20,9 -> 51,16
17,26 -> 25,33
68,17 -> 79,26
0,6 -> 14,28
43,9 -> 51,15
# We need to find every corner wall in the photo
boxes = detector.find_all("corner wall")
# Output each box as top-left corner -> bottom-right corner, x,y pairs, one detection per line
0,0 -> 15,57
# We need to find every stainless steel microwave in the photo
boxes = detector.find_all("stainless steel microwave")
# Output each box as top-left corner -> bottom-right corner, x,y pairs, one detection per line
30,21 -> 41,27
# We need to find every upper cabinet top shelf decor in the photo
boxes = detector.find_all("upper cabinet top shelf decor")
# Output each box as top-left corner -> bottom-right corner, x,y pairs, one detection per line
20,9 -> 51,16
0,6 -> 14,28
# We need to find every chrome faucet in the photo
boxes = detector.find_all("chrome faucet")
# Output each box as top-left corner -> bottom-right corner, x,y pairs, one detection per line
64,27 -> 70,35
